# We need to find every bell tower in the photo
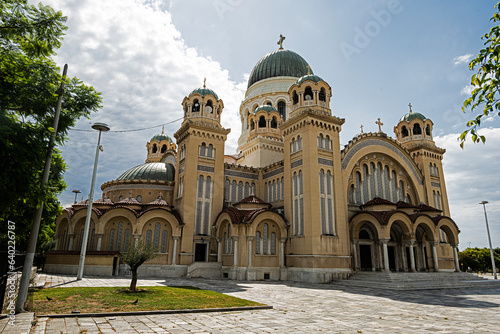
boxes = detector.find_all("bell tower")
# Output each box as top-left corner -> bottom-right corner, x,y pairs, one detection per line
394,104 -> 449,215
281,73 -> 349,272
174,81 -> 230,264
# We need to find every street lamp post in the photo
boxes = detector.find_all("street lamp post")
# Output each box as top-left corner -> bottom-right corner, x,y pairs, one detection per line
72,189 -> 81,204
480,201 -> 498,279
76,122 -> 110,280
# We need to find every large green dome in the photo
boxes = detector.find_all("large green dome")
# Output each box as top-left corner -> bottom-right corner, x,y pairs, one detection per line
248,49 -> 312,88
117,163 -> 175,182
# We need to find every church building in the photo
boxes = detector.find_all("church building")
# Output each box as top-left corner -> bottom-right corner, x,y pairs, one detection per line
46,37 -> 461,283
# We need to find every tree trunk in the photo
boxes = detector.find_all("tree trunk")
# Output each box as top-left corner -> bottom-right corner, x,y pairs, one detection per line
130,268 -> 138,291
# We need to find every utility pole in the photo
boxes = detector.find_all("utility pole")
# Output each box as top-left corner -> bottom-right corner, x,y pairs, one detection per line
15,65 -> 68,313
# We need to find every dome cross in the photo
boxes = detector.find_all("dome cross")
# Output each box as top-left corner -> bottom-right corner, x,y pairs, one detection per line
277,34 -> 286,50
408,102 -> 413,112
376,118 -> 384,133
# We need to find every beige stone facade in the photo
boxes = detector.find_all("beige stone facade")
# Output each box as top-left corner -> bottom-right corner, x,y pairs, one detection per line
48,44 -> 460,283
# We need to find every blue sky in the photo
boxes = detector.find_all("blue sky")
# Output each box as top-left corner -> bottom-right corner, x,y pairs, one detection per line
38,0 -> 499,249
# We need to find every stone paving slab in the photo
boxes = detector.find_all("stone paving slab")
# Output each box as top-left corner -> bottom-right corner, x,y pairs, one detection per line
8,274 -> 500,333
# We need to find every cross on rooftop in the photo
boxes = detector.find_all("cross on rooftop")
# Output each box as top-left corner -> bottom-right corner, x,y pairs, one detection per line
277,34 -> 285,50
203,78 -> 206,88
408,102 -> 412,112
376,118 -> 384,133
306,65 -> 311,75
360,124 -> 364,133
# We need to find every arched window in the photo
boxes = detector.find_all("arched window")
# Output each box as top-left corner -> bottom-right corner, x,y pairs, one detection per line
297,136 -> 302,150
224,179 -> 230,201
152,144 -> 157,153
238,181 -> 243,201
318,134 -> 324,148
278,101 -> 286,120
207,144 -> 213,158
244,182 -> 250,198
401,126 -> 408,137
146,229 -> 152,246
263,223 -> 269,254
250,120 -> 255,130
413,123 -> 422,135
118,195 -> 123,202
255,231 -> 261,254
192,99 -> 200,112
266,101 -> 272,106
259,116 -> 266,128
425,125 -> 431,136
231,180 -> 237,202
161,230 -> 168,253
200,143 -> 206,156
325,135 -> 331,150
293,91 -> 298,104
205,100 -> 213,114
304,87 -> 313,101
136,195 -> 142,203
319,88 -> 326,102
161,144 -> 167,153
271,116 -> 277,129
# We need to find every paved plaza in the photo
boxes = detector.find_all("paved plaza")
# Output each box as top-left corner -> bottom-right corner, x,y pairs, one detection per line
2,274 -> 500,333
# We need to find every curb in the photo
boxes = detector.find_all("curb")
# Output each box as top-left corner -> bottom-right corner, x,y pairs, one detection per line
37,305 -> 273,318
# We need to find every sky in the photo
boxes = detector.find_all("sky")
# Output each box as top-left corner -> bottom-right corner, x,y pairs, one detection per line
37,0 -> 499,249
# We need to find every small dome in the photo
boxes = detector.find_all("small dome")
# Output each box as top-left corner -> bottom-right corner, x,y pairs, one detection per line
296,74 -> 324,86
400,112 -> 426,122
189,87 -> 219,100
254,105 -> 278,114
248,49 -> 312,88
150,133 -> 172,142
117,162 -> 175,182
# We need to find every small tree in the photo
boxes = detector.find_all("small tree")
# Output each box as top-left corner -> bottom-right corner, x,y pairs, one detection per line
120,241 -> 158,291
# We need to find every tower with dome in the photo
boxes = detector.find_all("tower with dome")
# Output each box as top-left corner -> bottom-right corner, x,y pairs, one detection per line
47,38 -> 460,282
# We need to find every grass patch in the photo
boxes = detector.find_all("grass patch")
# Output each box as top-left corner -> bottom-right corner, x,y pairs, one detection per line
28,286 -> 264,314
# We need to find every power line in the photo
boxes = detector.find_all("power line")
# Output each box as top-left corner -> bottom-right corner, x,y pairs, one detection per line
69,117 -> 183,133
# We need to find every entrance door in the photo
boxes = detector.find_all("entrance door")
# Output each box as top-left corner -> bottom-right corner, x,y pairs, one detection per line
359,244 -> 372,271
388,246 -> 396,271
194,243 -> 207,262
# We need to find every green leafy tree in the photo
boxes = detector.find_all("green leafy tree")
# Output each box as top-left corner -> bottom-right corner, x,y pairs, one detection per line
461,2 -> 500,147
458,247 -> 500,272
0,0 -> 102,251
120,241 -> 158,291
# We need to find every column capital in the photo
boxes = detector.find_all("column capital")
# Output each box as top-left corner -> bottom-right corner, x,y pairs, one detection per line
451,242 -> 459,248
247,236 -> 255,241
352,239 -> 359,245
406,239 -> 416,246
172,235 -> 181,241
231,235 -> 240,241
95,233 -> 104,238
429,241 -> 439,246
380,238 -> 390,244
279,237 -> 287,243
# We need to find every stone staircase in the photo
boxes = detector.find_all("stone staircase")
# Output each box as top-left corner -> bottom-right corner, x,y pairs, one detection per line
335,271 -> 500,290
187,262 -> 221,279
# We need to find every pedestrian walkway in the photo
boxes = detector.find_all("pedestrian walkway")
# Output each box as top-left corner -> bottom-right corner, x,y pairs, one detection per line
3,273 -> 500,333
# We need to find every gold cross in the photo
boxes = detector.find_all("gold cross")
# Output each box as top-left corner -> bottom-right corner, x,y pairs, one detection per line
376,118 -> 384,133
203,77 -> 206,88
306,64 -> 311,75
360,124 -> 364,133
408,102 -> 412,112
277,34 -> 286,50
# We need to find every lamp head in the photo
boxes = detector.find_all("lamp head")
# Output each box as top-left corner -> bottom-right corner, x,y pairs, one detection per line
91,122 -> 110,132
479,201 -> 489,205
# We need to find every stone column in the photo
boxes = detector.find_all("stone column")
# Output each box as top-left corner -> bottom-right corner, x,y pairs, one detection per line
232,236 -> 239,267
381,239 -> 390,272
351,239 -> 359,271
452,243 -> 461,272
279,238 -> 286,268
172,236 -> 180,265
247,236 -> 254,267
408,240 -> 416,272
430,241 -> 439,272
96,234 -> 104,251
54,236 -> 59,251
216,237 -> 222,263
68,234 -> 75,251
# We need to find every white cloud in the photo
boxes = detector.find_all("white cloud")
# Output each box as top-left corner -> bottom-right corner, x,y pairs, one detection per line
453,54 -> 473,66
435,127 -> 500,248
41,0 -> 245,205
460,85 -> 474,96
